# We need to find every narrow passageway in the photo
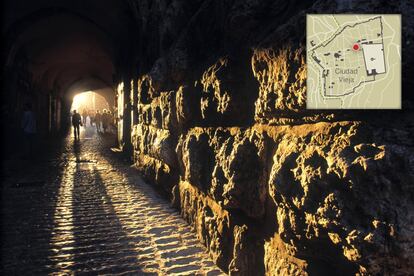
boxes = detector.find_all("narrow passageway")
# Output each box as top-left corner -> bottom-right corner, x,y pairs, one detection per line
1,126 -> 224,275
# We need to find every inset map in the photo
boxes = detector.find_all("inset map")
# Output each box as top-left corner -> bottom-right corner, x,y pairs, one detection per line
307,14 -> 401,109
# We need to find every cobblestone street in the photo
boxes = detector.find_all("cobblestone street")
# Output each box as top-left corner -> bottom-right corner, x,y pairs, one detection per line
1,127 -> 224,275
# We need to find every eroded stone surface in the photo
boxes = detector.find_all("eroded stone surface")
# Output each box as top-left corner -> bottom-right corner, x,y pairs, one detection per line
252,47 -> 306,121
127,1 -> 414,275
265,122 -> 414,275
177,128 -> 267,219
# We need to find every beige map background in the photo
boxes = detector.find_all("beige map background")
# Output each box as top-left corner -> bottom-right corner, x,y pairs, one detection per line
307,14 -> 401,109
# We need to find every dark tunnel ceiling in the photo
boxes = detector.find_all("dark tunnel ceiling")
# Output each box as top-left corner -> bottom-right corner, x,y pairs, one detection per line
3,0 -> 131,98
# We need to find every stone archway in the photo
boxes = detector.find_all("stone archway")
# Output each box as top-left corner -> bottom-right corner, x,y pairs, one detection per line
1,6 -> 123,140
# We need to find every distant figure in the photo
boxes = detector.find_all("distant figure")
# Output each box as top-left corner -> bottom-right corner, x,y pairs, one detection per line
82,109 -> 87,125
72,110 -> 82,140
108,110 -> 115,133
95,110 -> 102,133
85,115 -> 91,127
21,103 -> 37,158
102,109 -> 109,133
90,111 -> 95,127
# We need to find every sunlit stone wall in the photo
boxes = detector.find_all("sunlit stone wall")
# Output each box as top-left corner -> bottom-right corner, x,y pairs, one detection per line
126,0 -> 414,274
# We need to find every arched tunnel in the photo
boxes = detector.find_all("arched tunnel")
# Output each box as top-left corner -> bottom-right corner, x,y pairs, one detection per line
2,3 -> 122,150
2,0 -> 414,275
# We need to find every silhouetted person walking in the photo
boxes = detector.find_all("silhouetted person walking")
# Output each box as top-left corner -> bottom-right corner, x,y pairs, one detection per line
90,111 -> 95,128
102,109 -> 109,133
95,110 -> 102,133
21,103 -> 36,158
72,110 -> 82,140
82,109 -> 87,125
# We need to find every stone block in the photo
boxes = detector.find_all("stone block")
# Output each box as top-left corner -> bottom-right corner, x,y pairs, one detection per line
266,121 -> 414,274
178,181 -> 232,271
132,124 -> 178,169
228,224 -> 264,275
150,97 -> 163,129
134,153 -> 176,194
218,130 -> 267,219
178,127 -> 267,219
264,233 -> 308,276
252,47 -> 307,123
177,130 -> 214,192
175,85 -> 202,130
197,56 -> 257,126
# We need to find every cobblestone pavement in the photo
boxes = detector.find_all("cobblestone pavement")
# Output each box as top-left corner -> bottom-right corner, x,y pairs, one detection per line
1,126 -> 224,275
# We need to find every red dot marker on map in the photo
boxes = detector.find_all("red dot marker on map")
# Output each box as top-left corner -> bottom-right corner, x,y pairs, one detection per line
352,43 -> 360,51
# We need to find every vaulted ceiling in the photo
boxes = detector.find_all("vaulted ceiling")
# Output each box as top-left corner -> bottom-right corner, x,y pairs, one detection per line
2,0 -> 134,102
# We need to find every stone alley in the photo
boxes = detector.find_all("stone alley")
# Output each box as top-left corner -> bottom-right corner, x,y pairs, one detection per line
1,127 -> 223,275
2,1 -> 414,275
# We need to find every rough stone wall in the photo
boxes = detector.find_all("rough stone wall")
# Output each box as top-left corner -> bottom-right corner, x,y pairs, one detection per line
128,0 -> 414,274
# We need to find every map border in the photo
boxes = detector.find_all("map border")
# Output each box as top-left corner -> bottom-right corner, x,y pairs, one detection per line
306,14 -> 402,110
